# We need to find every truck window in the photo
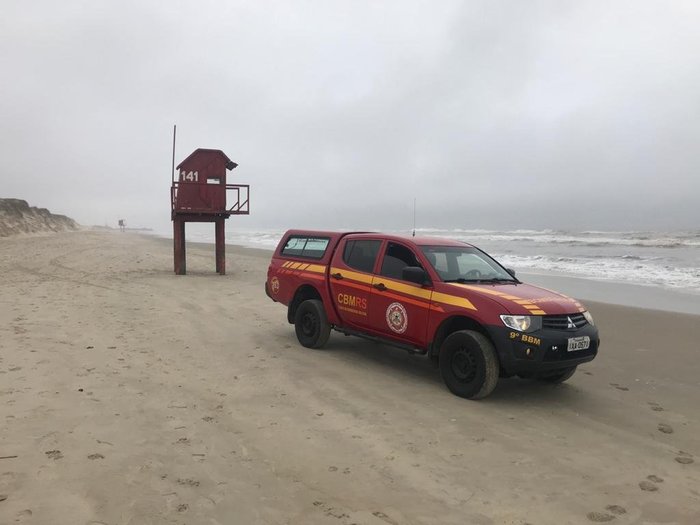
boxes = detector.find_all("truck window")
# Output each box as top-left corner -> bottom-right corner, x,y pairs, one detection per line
343,240 -> 381,273
455,253 -> 495,276
380,242 -> 422,280
281,235 -> 330,260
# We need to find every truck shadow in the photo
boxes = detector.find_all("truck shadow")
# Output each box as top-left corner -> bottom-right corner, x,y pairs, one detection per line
323,335 -> 592,406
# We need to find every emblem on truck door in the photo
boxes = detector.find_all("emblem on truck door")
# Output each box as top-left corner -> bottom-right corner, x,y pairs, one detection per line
386,302 -> 408,334
270,276 -> 280,294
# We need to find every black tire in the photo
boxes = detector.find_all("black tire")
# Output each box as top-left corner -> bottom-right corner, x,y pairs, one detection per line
439,330 -> 499,399
538,366 -> 577,384
294,299 -> 331,349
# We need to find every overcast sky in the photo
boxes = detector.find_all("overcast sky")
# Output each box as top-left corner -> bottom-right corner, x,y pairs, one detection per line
1,0 -> 698,233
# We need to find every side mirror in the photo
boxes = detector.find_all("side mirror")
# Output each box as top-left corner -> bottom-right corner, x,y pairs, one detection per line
506,268 -> 516,278
403,266 -> 430,286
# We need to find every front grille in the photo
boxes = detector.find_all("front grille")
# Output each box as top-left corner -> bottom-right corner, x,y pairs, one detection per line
542,313 -> 588,331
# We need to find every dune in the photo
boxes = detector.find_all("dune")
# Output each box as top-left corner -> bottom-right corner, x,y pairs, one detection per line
0,199 -> 79,237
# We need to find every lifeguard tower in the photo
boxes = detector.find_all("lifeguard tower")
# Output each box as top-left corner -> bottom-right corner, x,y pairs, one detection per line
170,148 -> 250,275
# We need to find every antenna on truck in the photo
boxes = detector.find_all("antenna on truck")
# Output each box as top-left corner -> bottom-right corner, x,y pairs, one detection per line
412,198 -> 416,237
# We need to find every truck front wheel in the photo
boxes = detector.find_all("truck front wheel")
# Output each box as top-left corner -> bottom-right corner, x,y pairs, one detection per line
294,299 -> 331,349
439,330 -> 499,399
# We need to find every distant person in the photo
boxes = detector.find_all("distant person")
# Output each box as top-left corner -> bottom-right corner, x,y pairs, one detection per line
118,219 -> 125,232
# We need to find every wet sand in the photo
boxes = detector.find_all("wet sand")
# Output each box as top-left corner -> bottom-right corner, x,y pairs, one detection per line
0,231 -> 698,524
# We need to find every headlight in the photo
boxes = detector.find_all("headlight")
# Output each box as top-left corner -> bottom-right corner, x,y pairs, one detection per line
583,310 -> 595,326
500,314 -> 541,333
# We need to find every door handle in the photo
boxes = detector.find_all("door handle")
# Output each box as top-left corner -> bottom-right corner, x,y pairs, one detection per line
373,282 -> 387,291
331,272 -> 343,280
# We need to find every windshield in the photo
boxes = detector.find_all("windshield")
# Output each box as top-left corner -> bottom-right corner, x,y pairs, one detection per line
420,245 -> 516,283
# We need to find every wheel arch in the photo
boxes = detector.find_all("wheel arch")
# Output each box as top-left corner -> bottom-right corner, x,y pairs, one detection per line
287,284 -> 323,324
430,315 -> 494,358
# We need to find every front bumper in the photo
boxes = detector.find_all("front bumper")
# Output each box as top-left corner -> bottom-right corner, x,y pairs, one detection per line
265,281 -> 275,301
486,323 -> 600,377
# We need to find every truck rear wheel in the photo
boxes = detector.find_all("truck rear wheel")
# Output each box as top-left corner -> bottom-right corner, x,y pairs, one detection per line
439,330 -> 499,399
538,366 -> 577,383
294,299 -> 331,349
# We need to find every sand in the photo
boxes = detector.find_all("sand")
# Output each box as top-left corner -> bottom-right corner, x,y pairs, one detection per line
1,230 -> 698,525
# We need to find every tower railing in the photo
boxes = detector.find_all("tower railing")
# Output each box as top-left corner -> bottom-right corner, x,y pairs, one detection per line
170,182 -> 250,215
227,184 -> 250,214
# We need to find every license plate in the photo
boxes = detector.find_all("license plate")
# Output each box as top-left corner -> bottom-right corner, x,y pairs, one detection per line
567,336 -> 590,352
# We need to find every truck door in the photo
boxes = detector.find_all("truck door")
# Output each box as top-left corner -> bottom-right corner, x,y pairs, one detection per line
328,237 -> 382,330
366,241 -> 433,347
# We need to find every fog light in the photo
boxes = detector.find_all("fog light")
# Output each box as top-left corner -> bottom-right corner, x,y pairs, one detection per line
515,347 -> 536,360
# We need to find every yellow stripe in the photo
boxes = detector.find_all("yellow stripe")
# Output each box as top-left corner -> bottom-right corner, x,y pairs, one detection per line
281,259 -> 327,274
432,291 -> 477,311
447,283 -> 547,314
306,264 -> 326,274
330,267 -> 374,285
330,269 -> 476,311
376,277 -> 432,300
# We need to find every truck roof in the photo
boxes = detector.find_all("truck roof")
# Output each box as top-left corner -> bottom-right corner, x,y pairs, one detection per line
349,232 -> 472,248
280,230 -> 474,248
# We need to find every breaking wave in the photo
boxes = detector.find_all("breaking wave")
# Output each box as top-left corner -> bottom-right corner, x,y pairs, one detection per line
166,227 -> 700,295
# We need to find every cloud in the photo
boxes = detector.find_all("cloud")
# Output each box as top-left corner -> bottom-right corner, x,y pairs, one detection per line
1,0 -> 698,232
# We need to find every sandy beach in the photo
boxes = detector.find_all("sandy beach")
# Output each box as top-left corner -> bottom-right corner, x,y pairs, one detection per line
1,230 -> 698,525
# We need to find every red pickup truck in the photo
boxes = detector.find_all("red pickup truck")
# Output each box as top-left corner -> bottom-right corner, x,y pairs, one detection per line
266,230 -> 599,399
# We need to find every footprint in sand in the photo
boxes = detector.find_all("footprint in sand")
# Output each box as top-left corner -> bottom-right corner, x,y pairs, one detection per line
587,511 -> 615,522
45,450 -> 63,460
647,474 -> 664,483
87,453 -> 104,460
372,511 -> 399,525
675,451 -> 694,464
657,423 -> 674,434
639,480 -> 659,492
609,383 -> 629,391
606,505 -> 626,515
177,478 -> 200,487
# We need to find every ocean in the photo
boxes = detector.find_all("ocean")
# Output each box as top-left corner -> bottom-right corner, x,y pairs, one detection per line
169,226 -> 700,299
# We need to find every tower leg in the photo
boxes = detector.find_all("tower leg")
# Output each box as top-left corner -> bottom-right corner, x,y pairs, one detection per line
215,218 -> 225,275
174,219 -> 186,275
